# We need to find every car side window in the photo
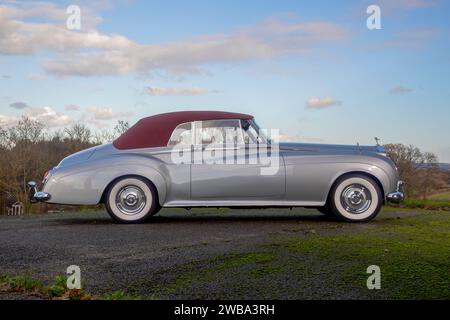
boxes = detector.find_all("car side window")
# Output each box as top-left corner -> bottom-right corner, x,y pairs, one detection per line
168,122 -> 193,146
195,119 -> 243,145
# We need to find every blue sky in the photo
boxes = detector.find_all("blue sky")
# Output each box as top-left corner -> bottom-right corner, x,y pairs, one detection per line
1,0 -> 449,161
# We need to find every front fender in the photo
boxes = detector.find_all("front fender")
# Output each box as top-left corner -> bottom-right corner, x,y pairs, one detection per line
43,155 -> 167,205
284,154 -> 397,204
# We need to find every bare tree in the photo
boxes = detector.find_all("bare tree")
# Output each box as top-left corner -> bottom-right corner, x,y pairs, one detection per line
7,116 -> 44,145
91,120 -> 130,144
384,143 -> 440,198
0,117 -> 46,213
0,118 -> 136,213
92,129 -> 114,145
113,120 -> 130,137
64,123 -> 92,143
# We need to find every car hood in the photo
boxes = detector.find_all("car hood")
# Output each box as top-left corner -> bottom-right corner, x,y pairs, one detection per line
279,142 -> 384,154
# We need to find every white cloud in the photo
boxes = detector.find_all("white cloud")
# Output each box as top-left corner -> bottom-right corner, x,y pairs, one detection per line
1,105 -> 73,127
0,3 -> 128,55
1,104 -> 131,129
146,86 -> 210,96
0,114 -> 19,126
0,3 -> 349,77
26,106 -> 73,127
43,20 -> 348,77
389,86 -> 414,94
86,107 -> 132,120
305,96 -> 342,109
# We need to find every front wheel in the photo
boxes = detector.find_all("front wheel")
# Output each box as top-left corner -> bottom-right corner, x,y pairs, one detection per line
104,177 -> 160,223
329,174 -> 382,223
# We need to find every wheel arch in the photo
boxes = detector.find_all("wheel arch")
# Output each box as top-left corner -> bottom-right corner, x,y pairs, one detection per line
325,171 -> 385,205
100,174 -> 164,206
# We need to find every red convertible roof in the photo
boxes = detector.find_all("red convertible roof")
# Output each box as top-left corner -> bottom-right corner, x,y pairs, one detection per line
113,111 -> 254,150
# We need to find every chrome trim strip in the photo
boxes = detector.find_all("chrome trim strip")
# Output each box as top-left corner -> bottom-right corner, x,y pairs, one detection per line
164,200 -> 325,207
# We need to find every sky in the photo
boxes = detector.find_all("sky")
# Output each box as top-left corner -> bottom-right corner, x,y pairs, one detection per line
0,0 -> 449,161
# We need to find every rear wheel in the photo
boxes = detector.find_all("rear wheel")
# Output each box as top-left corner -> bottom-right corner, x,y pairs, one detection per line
329,174 -> 382,222
104,177 -> 160,223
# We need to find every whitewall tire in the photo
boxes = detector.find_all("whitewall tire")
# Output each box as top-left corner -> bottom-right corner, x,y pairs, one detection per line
330,174 -> 382,222
104,177 -> 160,223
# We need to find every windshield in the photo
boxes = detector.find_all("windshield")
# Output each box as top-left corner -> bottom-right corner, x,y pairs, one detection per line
241,119 -> 268,144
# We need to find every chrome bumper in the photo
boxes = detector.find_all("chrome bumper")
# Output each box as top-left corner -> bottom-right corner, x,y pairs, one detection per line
386,180 -> 404,203
27,181 -> 51,203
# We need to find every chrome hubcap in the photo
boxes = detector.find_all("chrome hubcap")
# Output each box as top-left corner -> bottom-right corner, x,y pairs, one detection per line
340,184 -> 372,214
116,185 -> 146,215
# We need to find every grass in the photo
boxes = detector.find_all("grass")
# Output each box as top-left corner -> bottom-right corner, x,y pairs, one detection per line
0,274 -> 142,300
390,189 -> 450,210
144,252 -> 279,297
101,291 -> 143,300
0,274 -> 44,293
216,253 -> 275,269
280,212 -> 450,299
397,197 -> 450,210
0,274 -> 89,299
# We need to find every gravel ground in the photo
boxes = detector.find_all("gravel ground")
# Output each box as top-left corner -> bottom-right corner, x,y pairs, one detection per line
0,207 -> 423,299
0,290 -> 43,300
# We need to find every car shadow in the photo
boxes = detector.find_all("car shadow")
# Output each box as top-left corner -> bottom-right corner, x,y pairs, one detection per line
151,213 -> 337,223
50,210 -> 339,225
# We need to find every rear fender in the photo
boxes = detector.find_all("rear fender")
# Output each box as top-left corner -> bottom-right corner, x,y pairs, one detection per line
43,155 -> 167,205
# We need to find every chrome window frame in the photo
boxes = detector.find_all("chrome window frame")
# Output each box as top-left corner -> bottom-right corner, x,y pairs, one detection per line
241,119 -> 268,145
193,119 -> 244,147
167,121 -> 194,146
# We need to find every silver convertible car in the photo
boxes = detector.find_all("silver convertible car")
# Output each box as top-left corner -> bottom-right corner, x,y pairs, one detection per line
29,111 -> 404,223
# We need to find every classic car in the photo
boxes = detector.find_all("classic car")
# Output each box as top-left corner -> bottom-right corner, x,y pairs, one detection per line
28,111 -> 404,223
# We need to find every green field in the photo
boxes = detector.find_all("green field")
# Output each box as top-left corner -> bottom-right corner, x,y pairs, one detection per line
397,189 -> 450,210
145,210 -> 450,299
429,190 -> 450,201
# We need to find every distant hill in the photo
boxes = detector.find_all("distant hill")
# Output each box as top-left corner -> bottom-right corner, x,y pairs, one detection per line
420,163 -> 450,171
437,163 -> 450,171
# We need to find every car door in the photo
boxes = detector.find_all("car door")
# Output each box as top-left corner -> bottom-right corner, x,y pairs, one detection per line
156,121 -> 194,204
190,119 -> 285,201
